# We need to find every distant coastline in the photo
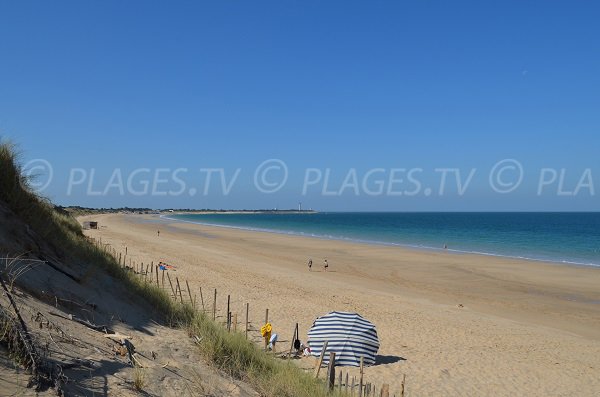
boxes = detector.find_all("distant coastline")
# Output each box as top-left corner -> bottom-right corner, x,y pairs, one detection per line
61,206 -> 318,216
172,209 -> 318,215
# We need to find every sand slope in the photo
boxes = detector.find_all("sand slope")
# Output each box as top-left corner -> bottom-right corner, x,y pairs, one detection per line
0,202 -> 257,397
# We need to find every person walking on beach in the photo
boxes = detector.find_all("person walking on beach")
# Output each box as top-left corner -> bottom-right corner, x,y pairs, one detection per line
324,259 -> 328,272
308,258 -> 312,271
157,230 -> 160,237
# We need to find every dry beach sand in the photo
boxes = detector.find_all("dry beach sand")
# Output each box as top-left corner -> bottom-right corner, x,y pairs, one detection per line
81,213 -> 600,396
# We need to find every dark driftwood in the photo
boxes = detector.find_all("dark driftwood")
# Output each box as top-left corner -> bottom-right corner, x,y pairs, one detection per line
0,276 -> 39,372
0,276 -> 58,392
39,257 -> 81,283
48,311 -> 114,334
124,339 -> 142,367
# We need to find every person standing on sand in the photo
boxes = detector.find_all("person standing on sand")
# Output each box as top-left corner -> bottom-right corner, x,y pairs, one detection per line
157,230 -> 160,237
308,258 -> 312,271
324,259 -> 328,271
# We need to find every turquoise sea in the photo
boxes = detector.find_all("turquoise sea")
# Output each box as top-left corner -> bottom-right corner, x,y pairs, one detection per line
165,212 -> 600,268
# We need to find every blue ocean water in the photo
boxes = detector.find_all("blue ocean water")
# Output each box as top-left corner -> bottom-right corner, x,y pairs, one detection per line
165,213 -> 600,267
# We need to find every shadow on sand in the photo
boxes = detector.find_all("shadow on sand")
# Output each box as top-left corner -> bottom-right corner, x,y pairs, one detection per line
374,354 -> 406,365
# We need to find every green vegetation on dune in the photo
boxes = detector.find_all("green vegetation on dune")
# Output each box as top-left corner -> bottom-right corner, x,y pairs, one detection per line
0,142 -> 82,243
0,141 -> 336,396
188,312 -> 338,397
0,141 -> 192,322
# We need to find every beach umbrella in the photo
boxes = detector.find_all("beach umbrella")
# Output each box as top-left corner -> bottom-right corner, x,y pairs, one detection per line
307,311 -> 379,367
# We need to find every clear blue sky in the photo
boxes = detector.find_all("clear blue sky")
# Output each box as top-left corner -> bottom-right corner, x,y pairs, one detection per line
1,1 -> 599,211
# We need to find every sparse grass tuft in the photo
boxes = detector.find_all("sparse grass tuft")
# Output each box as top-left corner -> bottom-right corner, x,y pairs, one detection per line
132,367 -> 146,391
0,306 -> 31,369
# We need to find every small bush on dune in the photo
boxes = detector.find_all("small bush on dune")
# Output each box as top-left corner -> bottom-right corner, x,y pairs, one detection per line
133,367 -> 146,391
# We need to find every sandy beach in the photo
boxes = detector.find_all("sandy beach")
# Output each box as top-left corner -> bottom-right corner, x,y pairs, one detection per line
82,213 -> 600,396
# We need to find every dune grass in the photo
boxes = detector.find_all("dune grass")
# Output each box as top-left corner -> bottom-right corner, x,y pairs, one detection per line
188,312 -> 341,397
0,140 -> 192,322
132,367 -> 146,391
0,140 -> 339,396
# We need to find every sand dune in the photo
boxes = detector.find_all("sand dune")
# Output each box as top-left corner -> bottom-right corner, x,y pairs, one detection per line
82,213 -> 600,396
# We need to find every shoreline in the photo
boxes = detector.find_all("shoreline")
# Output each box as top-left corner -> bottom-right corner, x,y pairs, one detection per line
82,213 -> 600,395
161,214 -> 600,270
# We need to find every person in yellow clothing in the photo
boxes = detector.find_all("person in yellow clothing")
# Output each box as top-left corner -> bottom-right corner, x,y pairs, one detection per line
260,322 -> 278,351
261,322 -> 271,350
260,322 -> 272,339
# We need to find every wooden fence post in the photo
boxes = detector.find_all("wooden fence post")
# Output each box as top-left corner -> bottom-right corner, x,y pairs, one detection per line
380,383 -> 389,397
264,309 -> 269,350
327,352 -> 336,391
166,273 -> 176,298
245,302 -> 249,339
199,287 -> 205,311
400,374 -> 406,397
288,322 -> 298,359
186,280 -> 193,307
345,372 -> 349,394
314,340 -> 328,378
176,277 -> 184,304
227,295 -> 231,329
359,356 -> 364,397
213,289 -> 217,320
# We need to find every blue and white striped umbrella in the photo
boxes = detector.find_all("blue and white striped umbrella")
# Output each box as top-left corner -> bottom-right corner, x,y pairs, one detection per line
307,311 -> 379,367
